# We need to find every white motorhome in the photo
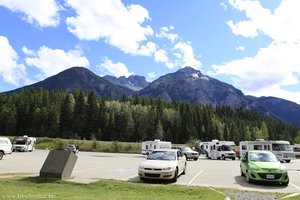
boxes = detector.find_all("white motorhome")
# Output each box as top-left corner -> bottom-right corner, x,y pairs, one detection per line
0,137 -> 12,160
141,139 -> 171,155
239,140 -> 295,163
12,135 -> 36,152
293,144 -> 300,158
200,140 -> 236,160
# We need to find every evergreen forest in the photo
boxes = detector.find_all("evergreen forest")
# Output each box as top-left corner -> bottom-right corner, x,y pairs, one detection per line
0,88 -> 299,144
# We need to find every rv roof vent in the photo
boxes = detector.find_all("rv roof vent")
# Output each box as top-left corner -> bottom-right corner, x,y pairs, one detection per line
212,139 -> 219,142
256,139 -> 264,141
154,139 -> 160,142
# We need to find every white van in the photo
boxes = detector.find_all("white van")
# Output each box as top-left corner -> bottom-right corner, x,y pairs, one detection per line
0,137 -> 12,160
200,140 -> 236,160
12,135 -> 36,152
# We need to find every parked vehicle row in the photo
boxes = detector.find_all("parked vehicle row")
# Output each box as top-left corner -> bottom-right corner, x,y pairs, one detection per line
0,135 -> 36,160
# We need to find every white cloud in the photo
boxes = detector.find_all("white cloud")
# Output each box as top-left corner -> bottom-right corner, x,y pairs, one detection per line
235,45 -> 245,51
173,41 -> 202,69
23,46 -> 89,78
156,26 -> 179,43
212,0 -> 300,104
65,0 -> 153,55
212,41 -> 300,103
0,35 -> 26,85
0,0 -> 61,27
99,57 -> 133,78
147,72 -> 157,79
227,0 -> 300,42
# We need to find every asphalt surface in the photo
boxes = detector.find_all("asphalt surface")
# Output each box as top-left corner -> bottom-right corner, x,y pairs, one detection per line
1,150 -> 300,193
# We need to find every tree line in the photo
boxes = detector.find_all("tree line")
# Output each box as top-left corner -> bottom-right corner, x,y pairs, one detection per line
0,88 -> 299,144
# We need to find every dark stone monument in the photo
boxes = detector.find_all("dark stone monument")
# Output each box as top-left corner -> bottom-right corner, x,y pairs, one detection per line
39,150 -> 78,180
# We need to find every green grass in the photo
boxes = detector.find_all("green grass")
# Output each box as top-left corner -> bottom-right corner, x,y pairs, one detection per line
0,177 -> 225,200
36,137 -> 141,154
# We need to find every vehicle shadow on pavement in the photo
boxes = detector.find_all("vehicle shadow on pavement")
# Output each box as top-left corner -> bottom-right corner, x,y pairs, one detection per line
127,176 -> 174,185
234,176 -> 288,190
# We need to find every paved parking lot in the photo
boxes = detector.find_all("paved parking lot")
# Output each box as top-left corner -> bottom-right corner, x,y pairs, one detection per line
1,150 -> 300,193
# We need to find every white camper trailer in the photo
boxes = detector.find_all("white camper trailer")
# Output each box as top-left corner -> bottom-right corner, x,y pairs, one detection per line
239,139 -> 295,163
0,137 -> 12,160
200,140 -> 236,160
141,139 -> 171,155
12,135 -> 36,152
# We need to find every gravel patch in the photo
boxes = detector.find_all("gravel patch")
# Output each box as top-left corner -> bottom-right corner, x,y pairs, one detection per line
226,191 -> 280,200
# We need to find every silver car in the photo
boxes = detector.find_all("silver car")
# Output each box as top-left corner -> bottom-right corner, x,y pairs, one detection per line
138,149 -> 186,182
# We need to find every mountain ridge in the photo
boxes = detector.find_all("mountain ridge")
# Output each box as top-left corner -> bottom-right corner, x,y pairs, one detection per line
3,66 -> 300,126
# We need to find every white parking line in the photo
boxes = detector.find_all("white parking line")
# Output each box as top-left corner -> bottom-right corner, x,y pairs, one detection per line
290,182 -> 300,191
187,169 -> 204,186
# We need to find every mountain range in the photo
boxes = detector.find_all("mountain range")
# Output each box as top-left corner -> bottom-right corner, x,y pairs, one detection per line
4,66 -> 300,126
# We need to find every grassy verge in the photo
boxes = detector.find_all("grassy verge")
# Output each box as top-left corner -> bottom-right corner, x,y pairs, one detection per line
36,137 -> 141,154
0,177 -> 225,200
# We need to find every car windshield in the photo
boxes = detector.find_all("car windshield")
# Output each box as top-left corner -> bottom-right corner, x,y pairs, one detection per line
147,151 -> 176,161
67,145 -> 75,148
14,140 -> 26,145
272,143 -> 293,151
181,147 -> 192,151
249,152 -> 278,162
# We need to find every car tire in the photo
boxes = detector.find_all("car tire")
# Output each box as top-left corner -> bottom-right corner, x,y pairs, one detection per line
285,160 -> 291,163
240,169 -> 245,176
232,157 -> 236,160
0,152 -> 3,160
172,168 -> 178,183
221,155 -> 226,160
194,158 -> 198,161
182,162 -> 187,175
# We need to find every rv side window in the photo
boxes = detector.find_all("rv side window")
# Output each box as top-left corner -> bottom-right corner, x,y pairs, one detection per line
213,145 -> 216,150
146,145 -> 148,150
241,145 -> 247,150
264,145 -> 270,150
154,145 -> 156,149
254,145 -> 262,150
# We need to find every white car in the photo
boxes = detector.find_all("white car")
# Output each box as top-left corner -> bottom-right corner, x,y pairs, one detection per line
138,149 -> 186,182
0,137 -> 12,160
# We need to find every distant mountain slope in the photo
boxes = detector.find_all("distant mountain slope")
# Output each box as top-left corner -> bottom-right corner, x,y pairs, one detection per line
253,96 -> 300,126
139,67 -> 250,108
103,75 -> 149,91
9,67 -> 134,99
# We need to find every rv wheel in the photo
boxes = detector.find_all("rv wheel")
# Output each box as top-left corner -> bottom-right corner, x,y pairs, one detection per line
0,152 -> 3,160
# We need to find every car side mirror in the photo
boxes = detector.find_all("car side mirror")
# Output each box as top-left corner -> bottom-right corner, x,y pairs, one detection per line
241,158 -> 247,163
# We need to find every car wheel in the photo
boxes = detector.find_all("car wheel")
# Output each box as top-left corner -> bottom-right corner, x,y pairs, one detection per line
221,155 -> 226,160
232,157 -> 236,160
182,162 -> 187,175
0,152 -> 3,160
172,168 -> 178,183
140,177 -> 146,182
240,169 -> 245,176
194,158 -> 198,161
282,178 -> 289,186
285,160 -> 291,163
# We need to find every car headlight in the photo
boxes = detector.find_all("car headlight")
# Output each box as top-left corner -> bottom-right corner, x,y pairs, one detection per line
279,165 -> 287,173
163,166 -> 173,171
250,166 -> 260,171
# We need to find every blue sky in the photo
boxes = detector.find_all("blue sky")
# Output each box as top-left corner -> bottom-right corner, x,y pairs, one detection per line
1,0 -> 300,104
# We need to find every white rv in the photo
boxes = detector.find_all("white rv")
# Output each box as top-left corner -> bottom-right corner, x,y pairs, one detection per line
141,139 -> 171,155
239,140 -> 295,163
12,135 -> 36,152
0,137 -> 12,160
199,140 -> 236,160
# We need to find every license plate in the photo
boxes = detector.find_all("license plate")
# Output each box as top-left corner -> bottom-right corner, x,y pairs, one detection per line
266,174 -> 275,179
